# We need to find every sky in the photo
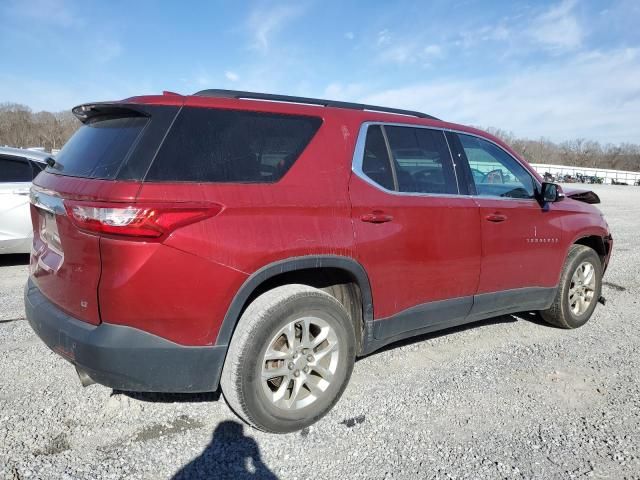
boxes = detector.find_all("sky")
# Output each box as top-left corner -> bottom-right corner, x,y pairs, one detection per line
1,0 -> 639,144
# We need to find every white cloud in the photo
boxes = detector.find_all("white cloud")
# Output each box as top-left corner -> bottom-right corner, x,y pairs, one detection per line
96,38 -> 123,63
528,0 -> 583,51
225,71 -> 239,82
361,48 -> 640,144
377,29 -> 391,46
379,45 -> 413,64
378,41 -> 443,65
247,4 -> 305,52
323,82 -> 367,100
4,0 -> 82,28
192,71 -> 212,88
423,45 -> 442,57
489,25 -> 510,41
455,22 -> 512,49
0,73 -> 154,111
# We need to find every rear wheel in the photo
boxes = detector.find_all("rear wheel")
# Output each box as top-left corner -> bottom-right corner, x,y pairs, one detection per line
220,284 -> 356,433
541,244 -> 602,329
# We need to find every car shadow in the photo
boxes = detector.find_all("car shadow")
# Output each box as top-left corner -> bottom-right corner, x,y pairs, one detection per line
115,390 -> 222,403
0,253 -> 30,267
172,420 -> 278,480
361,310 -> 548,359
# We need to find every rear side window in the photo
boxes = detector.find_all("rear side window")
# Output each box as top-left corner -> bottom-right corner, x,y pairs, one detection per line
361,125 -> 395,191
51,116 -> 148,179
385,126 -> 457,194
0,157 -> 33,182
146,108 -> 322,182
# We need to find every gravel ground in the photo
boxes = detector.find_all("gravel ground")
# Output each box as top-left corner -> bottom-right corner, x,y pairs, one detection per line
1,184 -> 639,480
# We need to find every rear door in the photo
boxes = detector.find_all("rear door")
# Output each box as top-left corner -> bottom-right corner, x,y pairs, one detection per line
0,155 -> 36,253
450,132 -> 565,297
349,123 -> 481,340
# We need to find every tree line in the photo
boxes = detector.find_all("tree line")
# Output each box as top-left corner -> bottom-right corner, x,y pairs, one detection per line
486,127 -> 640,173
0,103 -> 79,152
1,102 -> 639,172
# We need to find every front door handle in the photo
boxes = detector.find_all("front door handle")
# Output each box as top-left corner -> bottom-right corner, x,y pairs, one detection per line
361,211 -> 393,224
13,189 -> 30,196
485,213 -> 507,223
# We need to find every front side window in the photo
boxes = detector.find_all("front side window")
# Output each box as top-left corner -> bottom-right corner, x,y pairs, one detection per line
458,134 -> 535,199
0,156 -> 33,182
386,126 -> 457,194
147,108 -> 321,182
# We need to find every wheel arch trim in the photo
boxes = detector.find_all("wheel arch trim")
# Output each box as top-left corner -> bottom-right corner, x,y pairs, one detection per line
215,255 -> 374,348
568,229 -> 610,259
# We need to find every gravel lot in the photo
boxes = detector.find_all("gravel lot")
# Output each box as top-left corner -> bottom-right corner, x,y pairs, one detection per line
1,184 -> 639,480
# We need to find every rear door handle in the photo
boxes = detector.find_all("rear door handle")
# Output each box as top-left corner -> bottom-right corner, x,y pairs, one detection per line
361,211 -> 393,224
12,189 -> 30,196
485,213 -> 507,223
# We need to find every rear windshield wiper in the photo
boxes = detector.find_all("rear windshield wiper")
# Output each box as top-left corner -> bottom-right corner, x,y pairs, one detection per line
45,156 -> 62,170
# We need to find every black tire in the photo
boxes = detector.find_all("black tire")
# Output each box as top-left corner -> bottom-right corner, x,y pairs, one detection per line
220,284 -> 356,433
540,244 -> 602,329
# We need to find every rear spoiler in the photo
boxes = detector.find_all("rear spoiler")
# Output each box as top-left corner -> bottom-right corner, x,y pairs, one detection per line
71,103 -> 149,123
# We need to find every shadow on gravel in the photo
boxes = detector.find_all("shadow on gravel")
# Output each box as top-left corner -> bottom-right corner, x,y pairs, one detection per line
362,311 -> 548,359
173,420 -> 278,480
0,253 -> 30,267
115,390 -> 222,403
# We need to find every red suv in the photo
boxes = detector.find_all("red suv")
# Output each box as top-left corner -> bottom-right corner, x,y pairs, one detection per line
25,90 -> 612,433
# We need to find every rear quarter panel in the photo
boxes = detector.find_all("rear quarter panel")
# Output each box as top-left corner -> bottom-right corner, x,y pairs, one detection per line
109,109 -> 356,345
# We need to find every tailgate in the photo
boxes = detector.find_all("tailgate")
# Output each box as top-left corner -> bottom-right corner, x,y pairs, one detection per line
30,177 -> 143,325
30,185 -> 103,324
26,103 -> 175,325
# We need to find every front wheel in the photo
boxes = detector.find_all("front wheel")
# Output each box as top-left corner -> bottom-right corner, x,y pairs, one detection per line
540,244 -> 602,329
220,284 -> 356,433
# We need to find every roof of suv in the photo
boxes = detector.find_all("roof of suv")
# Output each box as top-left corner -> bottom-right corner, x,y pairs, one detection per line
192,89 -> 439,120
75,89 -> 538,182
75,89 -> 441,124
0,146 -> 51,163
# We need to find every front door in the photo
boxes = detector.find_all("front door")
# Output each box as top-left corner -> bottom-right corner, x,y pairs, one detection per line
349,123 -> 482,340
450,133 -> 565,313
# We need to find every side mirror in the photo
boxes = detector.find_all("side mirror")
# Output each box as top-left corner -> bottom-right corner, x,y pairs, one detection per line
540,182 -> 563,203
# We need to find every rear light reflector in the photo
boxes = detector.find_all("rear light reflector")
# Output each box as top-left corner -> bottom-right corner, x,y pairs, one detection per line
64,201 -> 222,238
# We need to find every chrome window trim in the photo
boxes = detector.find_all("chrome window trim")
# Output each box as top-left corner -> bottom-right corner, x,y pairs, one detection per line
351,121 -> 541,202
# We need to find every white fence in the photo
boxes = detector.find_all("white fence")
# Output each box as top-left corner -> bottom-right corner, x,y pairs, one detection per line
530,163 -> 640,185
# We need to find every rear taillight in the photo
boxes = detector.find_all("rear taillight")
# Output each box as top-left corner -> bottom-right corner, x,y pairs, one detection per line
64,201 -> 222,238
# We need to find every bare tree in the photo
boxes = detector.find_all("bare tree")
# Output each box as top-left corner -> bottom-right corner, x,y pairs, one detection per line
488,128 -> 640,172
0,104 -> 638,172
0,103 -> 80,152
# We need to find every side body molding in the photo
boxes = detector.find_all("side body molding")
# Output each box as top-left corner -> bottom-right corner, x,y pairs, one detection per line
215,255 -> 375,349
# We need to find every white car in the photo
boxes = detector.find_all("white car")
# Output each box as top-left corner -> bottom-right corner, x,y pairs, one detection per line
0,147 -> 48,254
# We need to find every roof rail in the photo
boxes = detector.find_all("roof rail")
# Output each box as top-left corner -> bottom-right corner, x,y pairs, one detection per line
193,89 -> 438,120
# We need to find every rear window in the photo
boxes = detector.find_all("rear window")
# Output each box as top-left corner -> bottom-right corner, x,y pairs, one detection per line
50,115 -> 148,179
146,108 -> 322,182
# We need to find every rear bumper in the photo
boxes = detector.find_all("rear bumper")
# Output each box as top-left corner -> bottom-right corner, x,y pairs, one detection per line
25,279 -> 226,393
